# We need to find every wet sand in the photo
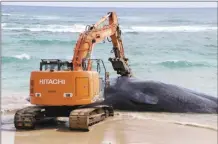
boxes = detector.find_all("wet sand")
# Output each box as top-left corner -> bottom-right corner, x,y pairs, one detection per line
1,112 -> 217,144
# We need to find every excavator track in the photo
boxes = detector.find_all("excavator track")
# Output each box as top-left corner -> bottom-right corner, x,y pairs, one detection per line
14,105 -> 113,131
14,106 -> 48,130
69,105 -> 114,131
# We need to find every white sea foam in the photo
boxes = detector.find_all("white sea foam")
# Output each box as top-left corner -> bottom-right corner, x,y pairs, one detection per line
13,53 -> 31,60
2,24 -> 217,33
1,92 -> 31,113
120,112 -> 218,131
122,25 -> 218,33
2,13 -> 11,16
2,13 -> 60,20
34,15 -> 61,20
1,23 -> 7,27
3,24 -> 85,33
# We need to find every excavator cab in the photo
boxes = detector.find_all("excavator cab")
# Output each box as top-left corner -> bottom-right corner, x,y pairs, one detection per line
39,59 -> 73,71
39,59 -> 109,89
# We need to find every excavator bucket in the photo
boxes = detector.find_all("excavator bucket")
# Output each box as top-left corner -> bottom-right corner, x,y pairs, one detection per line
108,58 -> 132,76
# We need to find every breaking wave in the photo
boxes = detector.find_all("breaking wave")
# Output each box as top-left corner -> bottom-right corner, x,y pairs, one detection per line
159,19 -> 193,23
2,24 -> 217,33
2,24 -> 85,33
2,13 -> 11,16
1,23 -> 7,27
2,13 -> 60,20
2,54 -> 32,63
155,60 -> 213,68
14,53 -> 31,59
1,95 -> 31,114
123,25 -> 217,33
19,39 -> 75,45
2,54 -> 71,63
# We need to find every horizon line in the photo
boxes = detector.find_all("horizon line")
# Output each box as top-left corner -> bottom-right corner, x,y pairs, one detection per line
2,2 -> 217,8
2,4 -> 217,9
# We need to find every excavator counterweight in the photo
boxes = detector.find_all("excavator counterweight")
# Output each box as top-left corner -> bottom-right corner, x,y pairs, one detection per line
14,12 -> 132,131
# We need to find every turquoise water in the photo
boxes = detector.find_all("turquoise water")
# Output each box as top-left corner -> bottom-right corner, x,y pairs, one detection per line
1,6 -> 217,111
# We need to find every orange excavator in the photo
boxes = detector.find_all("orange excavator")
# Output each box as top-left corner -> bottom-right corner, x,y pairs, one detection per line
14,12 -> 132,131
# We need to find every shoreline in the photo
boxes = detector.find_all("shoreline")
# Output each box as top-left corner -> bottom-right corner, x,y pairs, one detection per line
1,111 -> 217,144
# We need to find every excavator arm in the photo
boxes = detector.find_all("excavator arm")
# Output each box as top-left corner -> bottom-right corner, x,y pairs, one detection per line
72,12 -> 132,77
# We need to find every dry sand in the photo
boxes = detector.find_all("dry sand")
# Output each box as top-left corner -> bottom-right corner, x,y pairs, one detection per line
1,112 -> 217,144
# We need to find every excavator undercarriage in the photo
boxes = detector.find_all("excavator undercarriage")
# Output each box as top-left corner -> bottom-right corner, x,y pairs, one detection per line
14,105 -> 114,131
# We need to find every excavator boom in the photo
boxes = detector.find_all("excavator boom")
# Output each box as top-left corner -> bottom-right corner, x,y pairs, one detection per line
72,12 -> 132,76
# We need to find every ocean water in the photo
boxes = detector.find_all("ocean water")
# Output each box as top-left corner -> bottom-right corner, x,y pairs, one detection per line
1,6 -> 217,112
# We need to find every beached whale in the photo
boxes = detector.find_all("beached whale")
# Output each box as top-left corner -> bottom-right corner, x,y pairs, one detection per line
100,77 -> 218,113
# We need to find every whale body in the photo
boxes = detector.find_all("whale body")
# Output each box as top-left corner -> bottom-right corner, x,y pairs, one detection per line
100,77 -> 218,113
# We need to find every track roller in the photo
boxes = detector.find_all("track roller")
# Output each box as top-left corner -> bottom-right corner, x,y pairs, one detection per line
69,105 -> 114,131
14,106 -> 47,130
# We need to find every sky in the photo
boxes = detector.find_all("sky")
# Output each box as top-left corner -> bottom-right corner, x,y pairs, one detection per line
2,2 -> 217,8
